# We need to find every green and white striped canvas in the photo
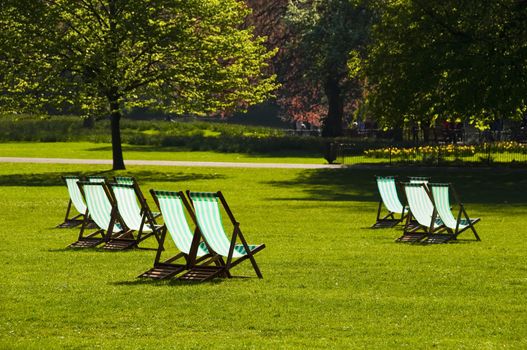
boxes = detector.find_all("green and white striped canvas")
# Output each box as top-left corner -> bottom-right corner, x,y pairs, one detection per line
189,192 -> 258,258
82,183 -> 121,233
112,185 -> 151,232
404,184 -> 441,228
430,184 -> 470,229
64,176 -> 87,214
376,177 -> 406,214
87,176 -> 106,183
115,177 -> 134,185
154,191 -> 208,256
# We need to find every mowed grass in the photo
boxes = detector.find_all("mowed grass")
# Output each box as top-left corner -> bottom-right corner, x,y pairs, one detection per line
0,161 -> 526,349
0,142 -> 325,164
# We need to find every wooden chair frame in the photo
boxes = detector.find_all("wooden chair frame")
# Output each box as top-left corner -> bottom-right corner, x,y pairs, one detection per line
430,183 -> 481,241
186,191 -> 265,280
398,183 -> 449,243
373,176 -> 408,228
69,181 -> 129,249
139,190 -> 220,280
57,175 -> 91,228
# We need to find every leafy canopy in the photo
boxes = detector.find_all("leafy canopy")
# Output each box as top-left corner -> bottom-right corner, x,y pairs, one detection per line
0,0 -> 278,117
365,0 -> 527,127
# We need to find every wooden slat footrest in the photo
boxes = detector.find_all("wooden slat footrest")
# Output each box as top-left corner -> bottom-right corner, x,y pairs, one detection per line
138,264 -> 186,279
68,238 -> 103,248
396,233 -> 427,243
178,266 -> 224,282
102,239 -> 137,250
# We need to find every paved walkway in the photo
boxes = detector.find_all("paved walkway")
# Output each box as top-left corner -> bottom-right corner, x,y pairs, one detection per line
0,156 -> 342,169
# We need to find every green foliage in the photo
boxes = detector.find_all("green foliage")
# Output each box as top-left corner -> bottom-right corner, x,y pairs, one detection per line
0,163 -> 526,348
0,0 -> 279,168
281,0 -> 372,136
0,115 -> 325,154
0,0 -> 278,116
365,0 -> 527,127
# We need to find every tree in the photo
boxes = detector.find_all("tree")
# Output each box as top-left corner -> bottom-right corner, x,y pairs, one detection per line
365,0 -> 527,133
0,0 -> 278,169
283,0 -> 372,137
246,0 -> 372,137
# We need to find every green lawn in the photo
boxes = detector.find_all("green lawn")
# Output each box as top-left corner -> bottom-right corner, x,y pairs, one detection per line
0,142 -> 325,164
0,159 -> 526,348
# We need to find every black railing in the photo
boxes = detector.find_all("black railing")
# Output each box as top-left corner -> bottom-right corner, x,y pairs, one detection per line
334,141 -> 527,167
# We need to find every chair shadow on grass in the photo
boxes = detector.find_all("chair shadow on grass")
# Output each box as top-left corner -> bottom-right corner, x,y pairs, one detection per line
0,170 -> 225,187
266,167 -> 527,205
110,277 -> 226,287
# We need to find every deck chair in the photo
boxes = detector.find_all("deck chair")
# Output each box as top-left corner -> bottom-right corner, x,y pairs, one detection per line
107,182 -> 163,249
429,183 -> 481,241
69,181 -> 130,249
187,191 -> 265,279
113,177 -> 161,219
373,176 -> 408,228
57,175 -> 89,228
139,190 -> 218,280
399,183 -> 448,243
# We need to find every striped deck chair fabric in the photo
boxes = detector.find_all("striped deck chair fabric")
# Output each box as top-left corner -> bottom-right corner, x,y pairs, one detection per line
111,184 -> 152,232
64,176 -> 87,216
188,191 -> 264,278
400,183 -> 445,243
113,177 -> 160,218
82,183 -> 122,234
373,176 -> 408,228
429,183 -> 481,240
108,183 -> 163,249
57,175 -> 89,228
114,176 -> 135,185
154,191 -> 209,256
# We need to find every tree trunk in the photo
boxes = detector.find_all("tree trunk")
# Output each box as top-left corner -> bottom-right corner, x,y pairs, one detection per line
110,98 -> 125,170
321,76 -> 344,138
421,119 -> 431,143
108,1 -> 125,170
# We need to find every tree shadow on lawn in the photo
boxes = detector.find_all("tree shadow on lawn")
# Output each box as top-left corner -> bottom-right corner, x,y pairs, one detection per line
266,167 -> 527,205
0,170 -> 225,187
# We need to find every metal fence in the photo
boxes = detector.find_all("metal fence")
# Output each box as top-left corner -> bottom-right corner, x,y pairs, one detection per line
334,140 -> 527,167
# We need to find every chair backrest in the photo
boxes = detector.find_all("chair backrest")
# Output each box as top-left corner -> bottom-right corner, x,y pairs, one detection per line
409,176 -> 430,185
79,182 -> 115,231
403,183 -> 435,227
152,190 -> 207,256
188,191 -> 244,258
430,183 -> 457,228
109,184 -> 143,231
87,176 -> 106,183
376,176 -> 404,213
114,176 -> 135,185
63,176 -> 87,214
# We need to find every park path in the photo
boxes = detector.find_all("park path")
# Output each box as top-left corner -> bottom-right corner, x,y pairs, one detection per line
0,156 -> 342,169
